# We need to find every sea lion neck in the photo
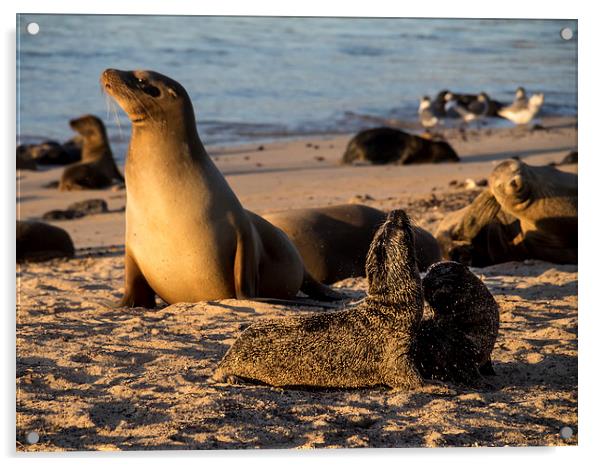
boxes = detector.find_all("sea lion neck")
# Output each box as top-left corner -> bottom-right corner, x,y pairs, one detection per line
81,130 -> 110,160
130,104 -> 207,161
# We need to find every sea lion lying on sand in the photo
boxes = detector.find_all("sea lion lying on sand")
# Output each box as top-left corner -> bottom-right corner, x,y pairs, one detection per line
17,221 -> 75,263
213,210 -> 424,389
17,139 -> 81,166
59,115 -> 124,191
341,127 -> 459,165
264,204 -> 441,284
413,261 -> 500,386
436,159 -> 577,266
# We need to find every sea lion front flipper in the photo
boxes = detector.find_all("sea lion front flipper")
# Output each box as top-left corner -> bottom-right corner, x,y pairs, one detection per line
119,250 -> 156,308
385,356 -> 423,391
454,190 -> 502,241
233,224 -> 259,299
300,271 -> 345,302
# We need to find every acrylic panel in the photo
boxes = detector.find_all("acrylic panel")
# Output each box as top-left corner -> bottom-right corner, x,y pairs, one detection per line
16,15 -> 577,451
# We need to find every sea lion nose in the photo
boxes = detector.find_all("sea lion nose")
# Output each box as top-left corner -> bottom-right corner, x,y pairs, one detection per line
101,69 -> 123,86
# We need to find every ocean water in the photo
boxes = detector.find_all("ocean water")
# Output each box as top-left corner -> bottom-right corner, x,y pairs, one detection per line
17,15 -> 577,160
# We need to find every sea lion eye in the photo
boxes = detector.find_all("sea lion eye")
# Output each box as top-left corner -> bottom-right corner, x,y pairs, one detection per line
139,81 -> 161,98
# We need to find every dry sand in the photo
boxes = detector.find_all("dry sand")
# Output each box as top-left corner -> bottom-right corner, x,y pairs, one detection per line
16,117 -> 578,450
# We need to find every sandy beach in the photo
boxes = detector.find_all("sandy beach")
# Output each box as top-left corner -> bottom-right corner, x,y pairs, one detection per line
16,117 -> 578,450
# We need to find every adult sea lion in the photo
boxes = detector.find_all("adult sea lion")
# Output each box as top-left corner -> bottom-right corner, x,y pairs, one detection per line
17,220 -> 75,263
340,127 -> 459,165
102,69 -> 338,307
435,159 -> 577,266
59,115 -> 124,191
413,261 -> 500,386
213,210 -> 424,389
264,204 -> 441,284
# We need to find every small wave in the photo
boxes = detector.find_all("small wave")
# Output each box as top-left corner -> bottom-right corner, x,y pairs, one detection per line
339,45 -> 387,57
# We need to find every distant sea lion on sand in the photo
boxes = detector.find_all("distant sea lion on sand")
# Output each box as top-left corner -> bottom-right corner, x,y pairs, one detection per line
59,115 -> 124,191
435,159 -> 577,266
17,221 -> 75,263
102,68 -> 339,307
264,204 -> 441,284
413,261 -> 500,386
213,210 -> 424,389
17,140 -> 81,166
341,127 -> 459,165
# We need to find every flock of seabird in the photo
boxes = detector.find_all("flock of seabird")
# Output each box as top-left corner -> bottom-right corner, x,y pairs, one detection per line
418,87 -> 545,129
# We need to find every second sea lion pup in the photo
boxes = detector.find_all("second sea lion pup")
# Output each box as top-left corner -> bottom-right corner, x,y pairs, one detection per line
413,261 -> 500,387
213,210 -> 424,390
102,69 -> 339,307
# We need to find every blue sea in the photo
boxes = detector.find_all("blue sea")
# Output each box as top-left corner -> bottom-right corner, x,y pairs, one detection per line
17,15 -> 577,160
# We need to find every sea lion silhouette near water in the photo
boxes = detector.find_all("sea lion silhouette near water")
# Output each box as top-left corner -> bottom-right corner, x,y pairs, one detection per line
413,261 -> 500,386
59,115 -> 124,191
264,204 -> 441,284
340,127 -> 459,165
102,69 -> 339,307
436,159 -> 577,266
213,210 -> 424,390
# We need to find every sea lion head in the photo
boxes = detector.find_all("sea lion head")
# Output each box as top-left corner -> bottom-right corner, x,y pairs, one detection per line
365,209 -> 418,297
101,69 -> 193,126
69,114 -> 107,144
489,159 -> 534,210
422,261 -> 477,319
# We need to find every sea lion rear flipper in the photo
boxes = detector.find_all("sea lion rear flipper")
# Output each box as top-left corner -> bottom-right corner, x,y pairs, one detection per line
300,271 -> 344,302
234,225 -> 259,299
119,251 -> 156,308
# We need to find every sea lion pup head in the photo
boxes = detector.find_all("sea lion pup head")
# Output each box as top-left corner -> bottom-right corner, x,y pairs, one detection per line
489,159 -> 534,211
69,115 -> 108,150
70,114 -> 106,139
101,69 -> 195,130
422,261 -> 487,320
365,209 -> 421,305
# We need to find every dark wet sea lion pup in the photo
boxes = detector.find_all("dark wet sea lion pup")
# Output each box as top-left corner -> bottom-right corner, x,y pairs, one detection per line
213,210 -> 424,390
16,140 -> 81,166
59,115 -> 124,191
264,204 -> 441,284
340,127 -> 459,165
413,261 -> 500,386
102,69 -> 339,307
17,221 -> 75,263
435,159 -> 577,266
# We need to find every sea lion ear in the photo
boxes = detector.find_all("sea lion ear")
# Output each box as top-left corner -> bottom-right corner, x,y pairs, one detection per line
167,87 -> 179,99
